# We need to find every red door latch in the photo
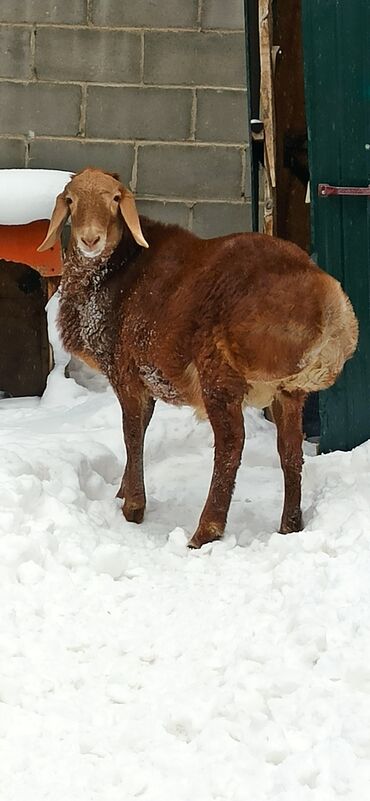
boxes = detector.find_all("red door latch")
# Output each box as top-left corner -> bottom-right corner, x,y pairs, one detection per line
318,183 -> 370,197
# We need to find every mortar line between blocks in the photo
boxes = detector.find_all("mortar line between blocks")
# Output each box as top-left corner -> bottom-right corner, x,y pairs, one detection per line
188,204 -> 195,230
7,135 -> 248,149
130,144 -> 139,192
86,0 -> 93,25
24,139 -> 30,167
241,147 -> 247,198
30,25 -> 37,79
140,32 -> 145,84
0,23 -> 243,33
0,78 -> 246,92
190,89 -> 197,141
78,84 -> 88,137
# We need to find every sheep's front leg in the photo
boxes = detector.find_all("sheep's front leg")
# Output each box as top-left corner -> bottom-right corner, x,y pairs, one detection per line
272,390 -> 306,534
116,391 -> 155,524
188,394 -> 245,549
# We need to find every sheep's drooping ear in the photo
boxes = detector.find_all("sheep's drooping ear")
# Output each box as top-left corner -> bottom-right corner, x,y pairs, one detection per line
119,190 -> 149,249
37,193 -> 69,252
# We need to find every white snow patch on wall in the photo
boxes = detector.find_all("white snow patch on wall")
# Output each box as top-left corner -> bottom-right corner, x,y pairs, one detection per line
0,168 -> 72,224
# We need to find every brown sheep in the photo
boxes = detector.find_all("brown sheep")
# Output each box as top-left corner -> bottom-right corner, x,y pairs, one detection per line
38,168 -> 358,548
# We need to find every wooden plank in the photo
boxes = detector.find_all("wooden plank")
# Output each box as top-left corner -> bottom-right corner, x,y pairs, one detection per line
244,0 -> 261,231
259,0 -> 276,235
273,0 -> 310,251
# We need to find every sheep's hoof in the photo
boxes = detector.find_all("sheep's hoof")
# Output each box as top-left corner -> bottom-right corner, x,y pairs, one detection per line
123,502 -> 145,524
279,512 -> 303,535
188,523 -> 223,549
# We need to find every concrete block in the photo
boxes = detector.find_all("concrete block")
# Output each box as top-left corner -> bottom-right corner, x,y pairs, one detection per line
35,28 -> 141,83
0,26 -> 31,79
144,32 -> 246,87
136,199 -> 189,227
196,89 -> 248,142
0,82 -> 81,136
92,0 -> 198,28
192,201 -> 252,237
0,138 -> 26,168
0,0 -> 87,24
29,138 -> 134,180
86,86 -> 192,140
137,144 -> 243,200
201,0 -> 245,30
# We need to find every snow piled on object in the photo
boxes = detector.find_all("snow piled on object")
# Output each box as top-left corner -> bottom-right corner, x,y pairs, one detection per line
0,169 -> 71,224
1,305 -> 370,799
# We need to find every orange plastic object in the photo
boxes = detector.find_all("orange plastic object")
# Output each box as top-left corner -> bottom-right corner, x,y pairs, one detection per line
0,220 -> 62,277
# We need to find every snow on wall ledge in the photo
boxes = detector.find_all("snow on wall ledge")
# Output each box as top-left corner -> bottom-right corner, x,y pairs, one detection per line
0,169 -> 72,225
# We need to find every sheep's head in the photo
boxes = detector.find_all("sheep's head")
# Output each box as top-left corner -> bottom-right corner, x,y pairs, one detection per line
38,167 -> 148,259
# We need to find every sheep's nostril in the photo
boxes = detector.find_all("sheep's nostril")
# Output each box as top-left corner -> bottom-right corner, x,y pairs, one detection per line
81,235 -> 101,248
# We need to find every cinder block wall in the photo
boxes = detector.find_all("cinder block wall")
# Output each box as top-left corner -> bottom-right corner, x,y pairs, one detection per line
0,0 -> 250,237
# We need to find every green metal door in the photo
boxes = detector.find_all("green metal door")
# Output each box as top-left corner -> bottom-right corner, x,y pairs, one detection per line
302,0 -> 370,452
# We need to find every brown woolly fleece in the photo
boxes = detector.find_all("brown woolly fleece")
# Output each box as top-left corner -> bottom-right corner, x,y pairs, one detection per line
39,168 -> 358,548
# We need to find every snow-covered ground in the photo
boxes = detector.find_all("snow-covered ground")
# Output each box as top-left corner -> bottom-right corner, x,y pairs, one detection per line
1,294 -> 370,801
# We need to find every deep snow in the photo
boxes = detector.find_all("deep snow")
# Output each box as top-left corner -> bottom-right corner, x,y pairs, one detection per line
1,294 -> 370,800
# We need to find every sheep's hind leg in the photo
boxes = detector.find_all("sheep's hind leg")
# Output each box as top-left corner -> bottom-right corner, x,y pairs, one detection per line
272,390 -> 306,534
116,391 -> 155,523
188,391 -> 245,549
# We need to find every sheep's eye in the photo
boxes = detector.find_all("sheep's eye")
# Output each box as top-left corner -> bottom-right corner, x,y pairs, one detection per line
65,196 -> 73,206
113,194 -> 120,203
